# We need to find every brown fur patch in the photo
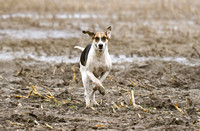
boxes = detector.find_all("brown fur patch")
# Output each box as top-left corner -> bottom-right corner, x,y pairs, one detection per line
94,32 -> 108,42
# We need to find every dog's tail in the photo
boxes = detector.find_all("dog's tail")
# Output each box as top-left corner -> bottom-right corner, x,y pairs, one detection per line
74,46 -> 84,51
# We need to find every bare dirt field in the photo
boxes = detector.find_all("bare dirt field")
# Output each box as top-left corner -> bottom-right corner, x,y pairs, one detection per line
0,0 -> 200,130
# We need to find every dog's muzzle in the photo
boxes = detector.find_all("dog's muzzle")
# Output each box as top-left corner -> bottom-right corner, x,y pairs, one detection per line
98,44 -> 103,49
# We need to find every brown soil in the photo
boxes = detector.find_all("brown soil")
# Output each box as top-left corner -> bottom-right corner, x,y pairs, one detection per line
0,0 -> 200,130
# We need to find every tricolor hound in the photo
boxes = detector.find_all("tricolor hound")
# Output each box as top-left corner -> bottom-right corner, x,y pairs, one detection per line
74,26 -> 112,107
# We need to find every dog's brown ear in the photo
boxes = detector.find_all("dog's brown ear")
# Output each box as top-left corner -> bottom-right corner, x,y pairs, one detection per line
106,26 -> 111,39
82,31 -> 95,38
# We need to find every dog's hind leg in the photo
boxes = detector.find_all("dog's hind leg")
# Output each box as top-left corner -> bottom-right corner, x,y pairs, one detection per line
90,86 -> 99,106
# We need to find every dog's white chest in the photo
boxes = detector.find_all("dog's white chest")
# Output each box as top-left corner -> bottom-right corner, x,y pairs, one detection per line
93,65 -> 108,77
88,54 -> 111,78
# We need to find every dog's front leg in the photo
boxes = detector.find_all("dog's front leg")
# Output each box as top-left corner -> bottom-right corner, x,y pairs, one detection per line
100,71 -> 110,83
81,72 -> 91,107
87,71 -> 105,95
90,71 -> 110,106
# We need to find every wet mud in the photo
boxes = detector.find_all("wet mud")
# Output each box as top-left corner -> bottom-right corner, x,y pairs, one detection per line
0,0 -> 200,130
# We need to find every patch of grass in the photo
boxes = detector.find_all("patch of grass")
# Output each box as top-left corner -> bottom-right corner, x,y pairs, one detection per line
149,106 -> 153,109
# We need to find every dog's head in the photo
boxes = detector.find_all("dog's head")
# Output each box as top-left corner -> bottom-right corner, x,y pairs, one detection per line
82,26 -> 111,53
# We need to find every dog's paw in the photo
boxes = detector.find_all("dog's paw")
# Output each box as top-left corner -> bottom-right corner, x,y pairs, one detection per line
92,101 -> 99,107
93,86 -> 106,95
85,99 -> 91,108
98,86 -> 106,95
86,103 -> 91,108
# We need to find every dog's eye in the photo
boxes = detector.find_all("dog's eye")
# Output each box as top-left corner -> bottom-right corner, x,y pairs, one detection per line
101,36 -> 107,42
95,37 -> 100,42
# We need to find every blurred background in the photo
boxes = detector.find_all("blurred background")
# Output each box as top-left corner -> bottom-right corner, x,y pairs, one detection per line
0,0 -> 200,59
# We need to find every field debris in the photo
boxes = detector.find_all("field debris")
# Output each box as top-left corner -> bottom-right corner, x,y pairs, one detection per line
34,120 -> 40,125
14,95 -> 27,98
46,91 -> 58,103
111,106 -> 117,113
45,123 -> 53,129
96,124 -> 105,127
174,103 -> 187,115
16,68 -> 23,76
53,66 -> 57,76
130,90 -> 137,108
13,84 -> 73,105
113,102 -> 121,110
169,63 -> 173,80
31,85 -> 43,97
192,46 -> 200,57
129,90 -> 148,112
186,97 -> 193,107
6,120 -> 25,127
72,65 -> 78,83
129,78 -> 156,91
129,80 -> 137,87
13,85 -> 41,99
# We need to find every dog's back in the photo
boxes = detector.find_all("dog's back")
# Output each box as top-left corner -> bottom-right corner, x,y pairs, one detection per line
80,44 -> 92,66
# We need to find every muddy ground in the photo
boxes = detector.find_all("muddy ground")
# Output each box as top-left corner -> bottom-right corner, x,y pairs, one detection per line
0,0 -> 200,130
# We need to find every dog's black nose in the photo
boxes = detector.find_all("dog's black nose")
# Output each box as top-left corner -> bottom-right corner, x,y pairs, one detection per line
98,44 -> 103,49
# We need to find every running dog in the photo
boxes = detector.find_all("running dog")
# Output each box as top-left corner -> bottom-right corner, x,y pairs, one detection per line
74,26 -> 112,107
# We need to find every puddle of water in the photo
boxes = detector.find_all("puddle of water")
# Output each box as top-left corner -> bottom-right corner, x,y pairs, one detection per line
141,20 -> 199,35
113,55 -> 200,66
0,51 -> 79,63
0,13 -> 107,20
0,29 -> 79,39
0,50 -> 200,66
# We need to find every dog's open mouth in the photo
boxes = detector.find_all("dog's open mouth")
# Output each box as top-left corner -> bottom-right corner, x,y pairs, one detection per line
98,49 -> 103,52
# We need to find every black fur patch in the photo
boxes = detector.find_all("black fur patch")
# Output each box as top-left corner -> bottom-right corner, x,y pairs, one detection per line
80,44 -> 92,66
